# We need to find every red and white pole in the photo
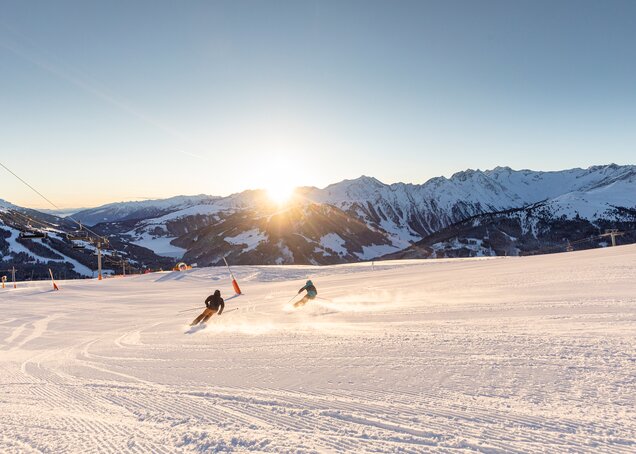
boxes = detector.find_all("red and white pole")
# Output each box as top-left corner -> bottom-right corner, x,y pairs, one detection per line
48,268 -> 59,291
222,256 -> 242,295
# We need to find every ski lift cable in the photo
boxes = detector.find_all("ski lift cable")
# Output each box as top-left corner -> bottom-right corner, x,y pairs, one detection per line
0,210 -> 55,238
4,209 -> 54,231
0,209 -> 33,227
523,227 -> 635,255
3,209 -> 85,242
0,161 -> 107,243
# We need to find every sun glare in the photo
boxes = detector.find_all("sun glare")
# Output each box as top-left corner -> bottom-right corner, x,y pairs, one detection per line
246,154 -> 303,205
267,183 -> 295,205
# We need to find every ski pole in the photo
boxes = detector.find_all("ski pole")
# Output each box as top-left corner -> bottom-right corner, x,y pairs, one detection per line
221,308 -> 239,315
178,307 -> 202,314
286,294 -> 299,304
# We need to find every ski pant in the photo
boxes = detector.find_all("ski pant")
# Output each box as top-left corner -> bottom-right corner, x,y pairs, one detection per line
294,293 -> 316,308
191,308 -> 217,325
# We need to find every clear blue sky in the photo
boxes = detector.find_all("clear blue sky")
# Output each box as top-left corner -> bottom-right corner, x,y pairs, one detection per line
1,0 -> 635,208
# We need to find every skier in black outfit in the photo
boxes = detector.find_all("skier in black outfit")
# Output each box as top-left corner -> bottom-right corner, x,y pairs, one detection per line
294,279 -> 317,308
191,289 -> 225,326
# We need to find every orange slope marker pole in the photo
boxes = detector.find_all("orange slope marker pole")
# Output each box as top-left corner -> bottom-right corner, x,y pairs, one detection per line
222,256 -> 242,295
48,268 -> 59,291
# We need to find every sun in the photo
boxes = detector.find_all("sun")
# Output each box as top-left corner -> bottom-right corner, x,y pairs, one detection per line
267,182 -> 295,205
245,154 -> 303,206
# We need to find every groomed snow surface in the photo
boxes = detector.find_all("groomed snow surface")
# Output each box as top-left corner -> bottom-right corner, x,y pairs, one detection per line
1,246 -> 635,453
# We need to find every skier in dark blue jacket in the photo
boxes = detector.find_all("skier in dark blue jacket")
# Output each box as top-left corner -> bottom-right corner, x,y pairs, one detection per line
190,289 -> 224,325
295,280 -> 317,308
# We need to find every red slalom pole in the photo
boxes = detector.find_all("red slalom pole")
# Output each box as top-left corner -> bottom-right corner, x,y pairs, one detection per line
222,256 -> 242,295
48,268 -> 59,291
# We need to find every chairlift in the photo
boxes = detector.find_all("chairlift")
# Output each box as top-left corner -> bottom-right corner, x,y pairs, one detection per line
67,232 -> 90,241
66,225 -> 90,241
71,241 -> 86,249
19,230 -> 47,239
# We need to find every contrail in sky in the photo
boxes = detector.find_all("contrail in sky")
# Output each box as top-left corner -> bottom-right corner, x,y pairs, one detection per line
177,150 -> 212,161
0,21 -> 213,160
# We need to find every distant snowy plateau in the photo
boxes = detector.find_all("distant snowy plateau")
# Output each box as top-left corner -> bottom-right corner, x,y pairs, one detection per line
1,164 -> 636,277
1,245 -> 635,452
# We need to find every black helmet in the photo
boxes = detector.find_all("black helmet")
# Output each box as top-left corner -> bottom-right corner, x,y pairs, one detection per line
214,289 -> 220,296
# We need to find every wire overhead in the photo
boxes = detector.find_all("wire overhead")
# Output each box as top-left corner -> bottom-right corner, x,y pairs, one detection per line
0,161 -> 63,212
0,160 -> 106,243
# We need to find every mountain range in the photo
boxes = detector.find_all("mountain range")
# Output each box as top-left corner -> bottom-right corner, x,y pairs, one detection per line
1,164 -> 635,278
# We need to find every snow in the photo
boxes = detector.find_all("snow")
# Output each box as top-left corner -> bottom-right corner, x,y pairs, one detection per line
306,164 -> 636,242
0,199 -> 18,210
546,179 -> 636,219
44,243 -> 94,277
1,245 -> 635,452
378,218 -> 420,247
225,229 -> 267,252
72,186 -> 276,227
131,232 -> 187,259
275,242 -> 293,265
71,195 -> 220,224
1,228 -> 93,276
430,238 -> 495,258
319,233 -> 347,256
42,165 -> 635,264
355,243 -> 401,260
141,203 -> 225,224
3,227 -> 38,258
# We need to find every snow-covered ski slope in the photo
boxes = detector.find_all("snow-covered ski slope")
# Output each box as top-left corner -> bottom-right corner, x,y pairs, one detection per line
1,246 -> 635,453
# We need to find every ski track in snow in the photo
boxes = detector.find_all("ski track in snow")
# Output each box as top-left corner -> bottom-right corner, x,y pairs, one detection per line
1,246 -> 635,452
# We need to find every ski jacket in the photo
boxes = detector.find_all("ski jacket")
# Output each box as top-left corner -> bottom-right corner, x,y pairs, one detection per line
205,290 -> 225,314
298,282 -> 317,297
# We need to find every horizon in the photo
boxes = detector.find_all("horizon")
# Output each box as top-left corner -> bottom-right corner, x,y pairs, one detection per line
3,1 -> 636,208
5,161 -> 632,212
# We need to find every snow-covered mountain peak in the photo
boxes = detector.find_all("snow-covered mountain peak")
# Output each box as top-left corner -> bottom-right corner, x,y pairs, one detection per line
71,194 -> 220,225
491,165 -> 514,173
95,194 -> 218,211
0,199 -> 17,210
313,175 -> 387,203
449,168 -> 483,181
330,175 -> 385,190
353,175 -> 385,185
